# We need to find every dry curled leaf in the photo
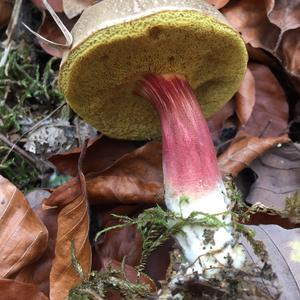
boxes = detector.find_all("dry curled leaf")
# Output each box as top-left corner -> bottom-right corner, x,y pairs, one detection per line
93,205 -> 143,269
246,143 -> 300,212
0,176 -> 48,278
37,11 -> 76,58
218,133 -> 289,177
0,278 -> 48,300
49,136 -> 136,177
243,224 -> 300,300
15,204 -> 58,297
45,141 -> 163,207
235,68 -> 256,125
49,145 -> 91,300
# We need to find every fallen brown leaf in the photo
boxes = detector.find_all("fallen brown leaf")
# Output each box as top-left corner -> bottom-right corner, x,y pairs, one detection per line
244,63 -> 289,137
45,141 -> 163,207
243,224 -> 300,299
246,143 -> 300,212
37,11 -> 77,58
218,133 -> 289,176
49,145 -> 91,300
100,257 -> 157,299
0,0 -> 12,28
49,135 -> 136,177
93,205 -> 143,269
15,205 -> 58,297
0,176 -> 48,278
0,278 -> 48,300
235,68 -> 256,125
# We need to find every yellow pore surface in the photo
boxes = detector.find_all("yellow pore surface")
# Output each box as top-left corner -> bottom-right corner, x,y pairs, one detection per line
59,10 -> 247,140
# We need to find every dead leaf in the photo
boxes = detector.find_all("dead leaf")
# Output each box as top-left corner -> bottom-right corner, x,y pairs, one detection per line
62,0 -> 94,19
37,11 -> 77,58
0,278 -> 48,300
15,205 -> 58,297
0,176 -> 48,278
93,205 -> 143,269
49,136 -> 136,177
49,145 -> 91,300
31,0 -> 63,12
206,0 -> 230,9
235,68 -> 256,125
244,63 -> 289,137
0,0 -> 12,28
242,224 -> 300,300
45,141 -> 163,207
222,0 -> 280,51
246,143 -> 300,212
218,133 -> 289,176
101,257 -> 157,297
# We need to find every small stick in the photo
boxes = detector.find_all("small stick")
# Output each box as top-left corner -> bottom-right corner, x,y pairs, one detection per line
0,133 -> 51,172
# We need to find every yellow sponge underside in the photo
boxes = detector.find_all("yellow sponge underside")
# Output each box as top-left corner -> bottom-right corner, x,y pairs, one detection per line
59,10 -> 247,140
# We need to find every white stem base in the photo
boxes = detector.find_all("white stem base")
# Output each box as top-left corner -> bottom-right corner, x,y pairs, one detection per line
165,182 -> 245,277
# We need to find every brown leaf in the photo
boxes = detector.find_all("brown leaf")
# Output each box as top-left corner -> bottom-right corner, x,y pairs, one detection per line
31,0 -> 63,12
206,0 -> 230,9
0,176 -> 48,278
0,278 -> 48,300
37,11 -> 77,58
49,191 -> 91,300
0,0 -> 12,28
62,0 -> 94,19
49,136 -> 136,177
45,141 -> 163,207
15,205 -> 58,297
242,224 -> 300,299
218,132 -> 289,176
101,257 -> 157,295
246,143 -> 300,211
49,144 -> 91,300
222,0 -> 280,51
245,63 -> 289,137
93,205 -> 143,269
235,68 -> 256,125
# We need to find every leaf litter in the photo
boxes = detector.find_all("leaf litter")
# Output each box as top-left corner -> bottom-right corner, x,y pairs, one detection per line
1,0 -> 300,299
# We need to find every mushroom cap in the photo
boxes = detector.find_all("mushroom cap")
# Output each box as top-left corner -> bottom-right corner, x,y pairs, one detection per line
59,0 -> 248,140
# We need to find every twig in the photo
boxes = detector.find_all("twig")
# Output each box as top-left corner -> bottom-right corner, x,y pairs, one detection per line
0,0 -> 23,67
0,133 -> 51,172
1,102 -> 66,165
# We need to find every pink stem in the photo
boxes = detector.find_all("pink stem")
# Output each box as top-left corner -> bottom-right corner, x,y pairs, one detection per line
137,74 -> 221,196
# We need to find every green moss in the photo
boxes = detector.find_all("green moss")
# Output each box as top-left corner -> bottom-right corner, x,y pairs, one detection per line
60,10 -> 247,140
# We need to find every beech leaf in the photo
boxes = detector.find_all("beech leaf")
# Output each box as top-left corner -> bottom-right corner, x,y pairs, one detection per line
49,135 -> 136,177
243,225 -> 300,300
45,141 -> 163,207
0,0 -> 12,28
0,278 -> 48,300
0,176 -> 48,278
246,143 -> 300,215
218,132 -> 290,177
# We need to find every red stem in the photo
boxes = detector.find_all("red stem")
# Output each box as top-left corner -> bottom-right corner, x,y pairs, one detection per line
137,74 -> 221,196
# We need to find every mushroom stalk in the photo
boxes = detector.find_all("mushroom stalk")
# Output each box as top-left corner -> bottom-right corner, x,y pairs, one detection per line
137,74 -> 245,276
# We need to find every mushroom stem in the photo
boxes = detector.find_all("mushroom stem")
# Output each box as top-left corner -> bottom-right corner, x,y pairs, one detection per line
137,74 -> 245,276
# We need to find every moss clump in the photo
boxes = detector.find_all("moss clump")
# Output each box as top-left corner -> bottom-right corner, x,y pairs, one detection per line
60,10 -> 247,140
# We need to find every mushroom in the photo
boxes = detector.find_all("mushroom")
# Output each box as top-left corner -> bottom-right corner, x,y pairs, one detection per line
59,0 -> 248,276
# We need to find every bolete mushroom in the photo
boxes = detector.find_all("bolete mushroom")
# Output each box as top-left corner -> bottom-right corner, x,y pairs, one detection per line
59,0 -> 248,276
